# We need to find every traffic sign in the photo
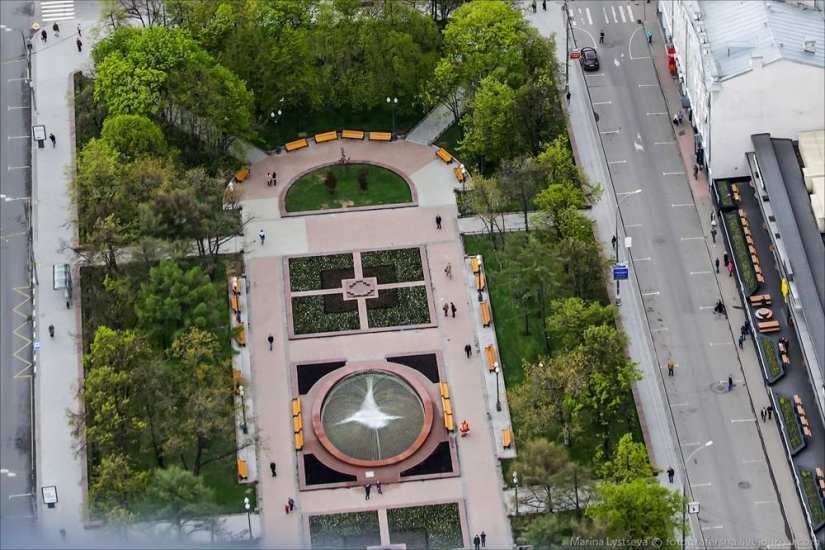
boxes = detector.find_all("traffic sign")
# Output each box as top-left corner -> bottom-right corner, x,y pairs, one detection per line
613,265 -> 629,280
33,341 -> 40,351
688,502 -> 700,514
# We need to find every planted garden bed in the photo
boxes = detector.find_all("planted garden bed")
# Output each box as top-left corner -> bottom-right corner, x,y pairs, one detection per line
309,511 -> 381,549
798,468 -> 825,529
715,179 -> 735,211
760,337 -> 785,384
367,286 -> 430,328
387,503 -> 463,549
292,295 -> 360,334
777,395 -> 806,455
289,253 -> 354,292
361,247 -> 424,283
723,211 -> 758,295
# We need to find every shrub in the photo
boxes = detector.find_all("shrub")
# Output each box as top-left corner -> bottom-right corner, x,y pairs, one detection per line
288,254 -> 354,292
310,511 -> 380,549
798,468 -> 825,529
716,179 -> 734,210
777,396 -> 805,455
358,168 -> 369,192
759,337 -> 785,383
325,171 -> 338,195
723,212 -> 757,294
387,503 -> 463,549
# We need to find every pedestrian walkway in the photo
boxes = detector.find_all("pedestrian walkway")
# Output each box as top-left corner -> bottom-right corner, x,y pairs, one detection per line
405,100 -> 463,146
458,212 -> 533,235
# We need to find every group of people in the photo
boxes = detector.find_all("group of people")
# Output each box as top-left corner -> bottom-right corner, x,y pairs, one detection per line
672,110 -> 685,125
472,532 -> 487,549
265,172 -> 277,187
34,23 -> 83,52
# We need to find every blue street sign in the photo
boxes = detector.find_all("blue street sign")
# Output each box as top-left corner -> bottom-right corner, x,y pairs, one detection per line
613,266 -> 629,280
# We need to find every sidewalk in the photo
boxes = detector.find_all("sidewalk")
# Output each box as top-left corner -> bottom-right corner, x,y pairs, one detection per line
405,101 -> 461,146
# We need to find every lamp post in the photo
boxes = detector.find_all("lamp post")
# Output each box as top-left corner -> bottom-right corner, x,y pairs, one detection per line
682,441 -> 713,550
494,363 -> 501,411
243,496 -> 253,540
512,471 -> 519,516
2,194 -> 38,286
387,97 -> 398,139
238,384 -> 248,435
614,189 -> 642,306
270,109 -> 283,152
562,0 -> 570,95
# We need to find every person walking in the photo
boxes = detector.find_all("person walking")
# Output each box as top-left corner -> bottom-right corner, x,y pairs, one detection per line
744,318 -> 751,335
464,344 -> 472,358
268,334 -> 274,351
450,302 -> 457,318
435,215 -> 442,229
364,483 -> 371,500
542,0 -> 547,10
761,408 -> 767,422
611,235 -> 617,249
667,466 -> 675,483
667,360 -> 674,377
728,261 -> 734,277
48,324 -> 55,338
266,172 -> 271,187
647,29 -> 653,44
41,29 -> 47,42
481,532 -> 486,547
738,333 -> 745,349
599,30 -> 605,44
715,258 -> 720,273
272,172 -> 277,186
767,405 -> 773,420
741,324 -> 748,341
27,38 -> 33,52
565,90 -> 571,103
49,133 -> 56,147
442,303 -> 449,317
376,480 -> 382,494
269,462 -> 277,477
77,23 -> 81,37
531,0 -> 537,13
723,252 -> 729,266
711,227 -> 717,243
474,534 -> 481,550
728,375 -> 734,392
288,497 -> 296,511
52,22 -> 60,37
76,38 -> 83,52
259,229 -> 265,245
284,503 -> 290,514
444,263 -> 452,279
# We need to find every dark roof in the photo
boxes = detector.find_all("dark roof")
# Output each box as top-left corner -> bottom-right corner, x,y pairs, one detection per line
751,134 -> 825,380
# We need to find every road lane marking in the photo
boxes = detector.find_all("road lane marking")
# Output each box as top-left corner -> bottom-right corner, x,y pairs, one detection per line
647,112 -> 667,116
8,105 -> 30,111
600,130 -> 620,134
8,135 -> 30,140
681,442 -> 701,447
655,141 -> 676,145
682,237 -> 705,242
592,101 -> 612,105
699,306 -> 715,310
754,500 -> 778,505
638,84 -> 656,87
642,291 -> 659,296
650,327 -> 669,332
603,6 -> 609,23
619,5 -> 627,22
8,166 -> 30,171
672,203 -> 694,208
664,171 -> 687,175
608,160 -> 627,164
742,459 -> 764,464
627,3 -> 636,20
731,418 -> 755,423
703,526 -> 724,530
635,257 -> 651,261
612,5 -> 619,23
670,403 -> 689,408
709,342 -> 734,346
586,73 -> 605,77
625,223 -> 643,228
7,78 -> 28,82
691,483 -> 712,488
586,7 -> 593,25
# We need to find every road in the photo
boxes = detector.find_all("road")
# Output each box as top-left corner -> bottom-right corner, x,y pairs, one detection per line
0,0 -> 37,542
567,1 -> 792,546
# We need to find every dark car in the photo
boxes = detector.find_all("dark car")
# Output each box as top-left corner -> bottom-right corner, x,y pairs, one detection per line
580,47 -> 599,71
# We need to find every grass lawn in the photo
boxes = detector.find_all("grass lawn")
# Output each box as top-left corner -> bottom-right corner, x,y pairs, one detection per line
434,122 -> 462,155
285,164 -> 412,212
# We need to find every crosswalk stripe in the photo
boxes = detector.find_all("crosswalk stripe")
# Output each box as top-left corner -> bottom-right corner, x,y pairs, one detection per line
619,5 -> 627,23
585,7 -> 593,26
627,3 -> 636,21
40,0 -> 75,22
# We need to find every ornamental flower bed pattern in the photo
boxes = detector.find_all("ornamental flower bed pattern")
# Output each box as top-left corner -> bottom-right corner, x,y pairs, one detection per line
723,212 -> 757,295
361,248 -> 424,283
293,295 -> 360,334
367,286 -> 430,329
309,511 -> 381,549
798,468 -> 825,529
387,503 -> 463,549
759,337 -> 785,384
716,179 -> 735,210
289,253 -> 355,292
777,395 -> 805,455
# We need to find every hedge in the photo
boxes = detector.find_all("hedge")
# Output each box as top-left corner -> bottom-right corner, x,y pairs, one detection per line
289,253 -> 354,292
723,211 -> 757,295
759,337 -> 785,384
777,395 -> 805,455
387,503 -> 463,549
716,179 -> 735,210
798,468 -> 825,529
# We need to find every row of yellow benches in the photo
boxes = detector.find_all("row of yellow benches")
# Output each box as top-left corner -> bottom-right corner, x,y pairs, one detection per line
794,395 -> 813,439
738,208 -> 765,285
293,397 -> 304,450
440,381 -> 454,432
285,131 -> 391,152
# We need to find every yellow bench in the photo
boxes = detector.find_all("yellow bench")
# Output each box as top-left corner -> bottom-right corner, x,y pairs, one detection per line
233,369 -> 242,394
731,184 -> 739,193
444,413 -> 454,432
442,397 -> 452,416
754,264 -> 762,275
803,426 -> 812,438
285,139 -> 309,152
476,273 -> 486,291
471,256 -> 480,274
758,321 -> 780,333
480,301 -> 492,327
485,345 -> 496,372
440,381 -> 450,400
236,322 -> 246,346
369,132 -> 392,141
237,459 -> 248,481
436,148 -> 453,163
749,293 -> 772,306
315,131 -> 338,143
230,294 -> 240,313
738,208 -> 746,218
292,397 -> 301,417
741,217 -> 749,227
502,428 -> 513,449
733,192 -> 742,202
794,395 -> 803,406
751,254 -> 759,265
816,467 -> 824,480
782,353 -> 790,366
234,167 -> 250,182
293,414 -> 303,434
294,430 -> 304,450
756,273 -> 765,284
454,166 -> 465,182
342,130 -> 365,140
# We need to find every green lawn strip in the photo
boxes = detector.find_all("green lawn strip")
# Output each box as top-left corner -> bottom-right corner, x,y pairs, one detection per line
434,122 -> 462,155
777,395 -> 805,454
723,211 -> 757,295
292,295 -> 361,334
716,179 -> 735,210
361,248 -> 424,283
798,468 -> 825,528
199,456 -> 256,513
387,503 -> 463,549
759,337 -> 785,383
288,253 -> 354,292
309,511 -> 381,549
285,164 -> 412,213
366,286 -> 430,329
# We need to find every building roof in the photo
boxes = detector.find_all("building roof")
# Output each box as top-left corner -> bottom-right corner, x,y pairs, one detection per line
699,0 -> 825,81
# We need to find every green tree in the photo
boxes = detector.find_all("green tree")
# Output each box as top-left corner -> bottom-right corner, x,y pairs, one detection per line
458,76 -> 516,172
140,466 -> 221,539
467,175 -> 508,249
534,183 -> 585,239
555,232 -> 605,299
88,452 -> 150,522
72,139 -> 123,238
522,512 -> 574,549
496,156 -> 546,233
101,114 -> 167,162
325,171 -> 338,195
94,50 -> 167,116
511,439 -> 591,515
545,297 -> 616,352
599,433 -> 654,483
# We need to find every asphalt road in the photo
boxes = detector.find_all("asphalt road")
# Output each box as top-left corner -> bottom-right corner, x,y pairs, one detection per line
0,0 -> 36,537
571,1 -> 791,546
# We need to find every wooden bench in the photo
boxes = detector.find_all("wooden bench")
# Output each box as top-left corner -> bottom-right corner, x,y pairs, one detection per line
442,396 -> 452,416
731,184 -> 739,194
757,321 -> 780,333
480,301 -> 492,327
816,467 -> 824,479
285,138 -> 309,152
753,264 -> 762,275
751,254 -> 759,266
749,245 -> 757,256
741,217 -> 749,227
237,459 -> 248,481
233,369 -> 242,394
293,414 -> 303,434
230,294 -> 240,313
234,167 -> 250,182
471,256 -> 481,274
342,130 -> 365,140
444,412 -> 454,432
476,273 -> 486,291
746,236 -> 754,247
749,294 -> 771,307
782,353 -> 790,366
236,322 -> 247,346
756,273 -> 765,284
743,226 -> 751,237
436,148 -> 453,163
738,208 -> 746,218
502,428 -> 513,449
294,430 -> 304,450
440,381 -> 450,400
733,192 -> 742,202
292,397 -> 301,417
819,478 -> 825,493
797,405 -> 805,416
369,132 -> 392,141
315,131 -> 338,143
485,345 -> 496,372
803,426 -> 812,438
454,166 -> 465,182
794,395 -> 803,406
801,416 -> 809,427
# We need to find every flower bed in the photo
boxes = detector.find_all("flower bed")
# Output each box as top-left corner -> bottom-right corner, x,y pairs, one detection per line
716,179 -> 735,210
367,286 -> 430,328
724,212 -> 758,295
309,511 -> 381,549
777,395 -> 805,455
387,503 -> 463,549
289,253 -> 354,292
760,337 -> 785,384
361,248 -> 424,283
798,468 -> 825,529
292,295 -> 360,334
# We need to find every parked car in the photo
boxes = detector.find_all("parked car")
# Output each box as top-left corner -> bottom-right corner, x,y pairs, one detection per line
580,47 -> 599,71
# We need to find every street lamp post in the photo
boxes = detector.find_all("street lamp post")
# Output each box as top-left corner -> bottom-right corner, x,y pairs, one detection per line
614,189 -> 642,306
387,97 -> 398,139
512,471 -> 519,516
238,384 -> 248,435
2,195 -> 38,286
682,441 -> 713,550
243,496 -> 252,540
562,1 -> 570,95
270,109 -> 283,152
494,363 -> 501,412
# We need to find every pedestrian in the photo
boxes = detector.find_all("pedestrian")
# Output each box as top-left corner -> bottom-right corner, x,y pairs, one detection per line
711,211 -> 716,223
442,303 -> 449,317
450,302 -> 457,318
41,29 -> 47,42
364,483 -> 371,500
611,235 -> 617,249
728,261 -> 733,277
266,172 -> 271,186
76,38 -> 82,52
599,30 -> 605,44
284,503 -> 290,514
465,344 -> 472,358
711,228 -> 717,243
738,334 -> 745,349
761,408 -> 767,422
273,172 -> 277,186
268,334 -> 274,351
48,324 -> 55,338
531,0 -> 537,13
59,529 -> 66,540
77,23 -> 81,37
49,133 -> 56,147
667,466 -> 675,483
723,252 -> 729,266
259,229 -> 265,245
565,90 -> 571,103
667,360 -> 674,377
376,480 -> 382,494
481,531 -> 487,547
444,263 -> 452,279
744,319 -> 751,335
693,164 -> 699,180
27,38 -> 33,52
728,375 -> 734,391
715,258 -> 720,273
741,324 -> 747,341
678,110 -> 684,124
767,405 -> 773,419
288,497 -> 296,511
269,462 -> 277,477
474,534 -> 481,550
542,0 -> 547,10
435,215 -> 442,229
52,22 -> 60,37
